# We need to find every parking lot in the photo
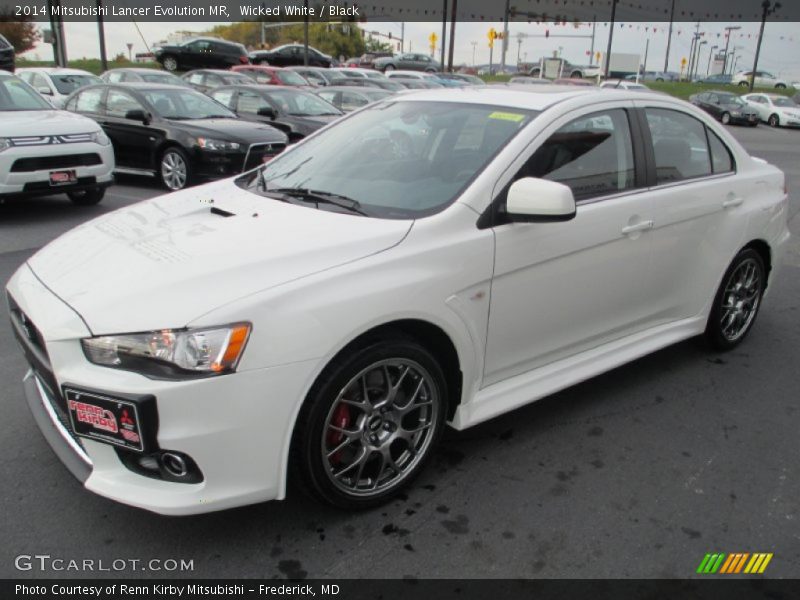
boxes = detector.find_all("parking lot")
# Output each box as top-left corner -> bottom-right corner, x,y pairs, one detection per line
1,123 -> 798,579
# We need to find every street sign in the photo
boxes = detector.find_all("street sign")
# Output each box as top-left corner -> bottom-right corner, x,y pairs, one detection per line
681,57 -> 688,67
429,33 -> 438,46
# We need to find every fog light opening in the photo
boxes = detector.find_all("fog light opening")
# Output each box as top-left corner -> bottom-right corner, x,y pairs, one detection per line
161,452 -> 188,478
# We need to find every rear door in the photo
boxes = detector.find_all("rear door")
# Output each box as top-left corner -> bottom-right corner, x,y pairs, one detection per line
633,103 -> 748,324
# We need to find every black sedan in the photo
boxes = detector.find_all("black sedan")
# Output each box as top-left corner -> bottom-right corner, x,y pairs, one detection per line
181,69 -> 255,94
249,44 -> 334,68
154,37 -> 249,72
64,83 -> 288,190
208,85 -> 342,142
689,91 -> 759,126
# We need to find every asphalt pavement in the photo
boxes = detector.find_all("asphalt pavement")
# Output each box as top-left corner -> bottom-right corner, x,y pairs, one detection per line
1,127 -> 798,579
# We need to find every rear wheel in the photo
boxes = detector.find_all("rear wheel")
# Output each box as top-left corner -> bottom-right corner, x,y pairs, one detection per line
293,336 -> 447,508
67,186 -> 105,206
383,64 -> 395,72
161,56 -> 178,72
775,83 -> 786,89
738,81 -> 749,87
159,147 -> 190,191
768,113 -> 780,127
705,249 -> 766,351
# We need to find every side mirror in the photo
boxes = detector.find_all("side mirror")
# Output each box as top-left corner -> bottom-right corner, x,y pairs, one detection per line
257,106 -> 276,119
125,109 -> 149,123
506,177 -> 576,222
37,86 -> 53,95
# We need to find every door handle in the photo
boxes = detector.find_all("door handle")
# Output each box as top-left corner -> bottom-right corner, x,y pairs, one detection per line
621,220 -> 654,235
723,197 -> 744,209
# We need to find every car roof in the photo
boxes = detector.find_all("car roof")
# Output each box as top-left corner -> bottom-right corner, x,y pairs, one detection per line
105,68 -> 175,75
17,67 -> 96,75
214,84 -> 310,94
112,82 -> 193,91
234,65 -> 281,71
187,69 -> 251,75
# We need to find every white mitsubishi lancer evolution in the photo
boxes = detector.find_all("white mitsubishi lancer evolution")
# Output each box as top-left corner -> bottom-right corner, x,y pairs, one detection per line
6,85 -> 789,514
0,72 -> 114,205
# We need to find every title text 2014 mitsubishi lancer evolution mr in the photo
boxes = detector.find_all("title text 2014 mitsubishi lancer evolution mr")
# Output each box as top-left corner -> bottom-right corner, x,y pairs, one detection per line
7,86 -> 789,514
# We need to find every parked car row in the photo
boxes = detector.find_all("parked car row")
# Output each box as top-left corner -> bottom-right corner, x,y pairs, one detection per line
690,89 -> 800,128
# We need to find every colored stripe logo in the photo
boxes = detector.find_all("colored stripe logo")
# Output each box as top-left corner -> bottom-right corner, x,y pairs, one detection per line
696,553 -> 773,574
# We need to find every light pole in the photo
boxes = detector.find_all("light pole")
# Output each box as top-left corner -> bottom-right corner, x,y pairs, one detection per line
750,0 -> 782,92
721,25 -> 741,75
693,40 -> 707,80
706,45 -> 718,76
471,41 -> 478,66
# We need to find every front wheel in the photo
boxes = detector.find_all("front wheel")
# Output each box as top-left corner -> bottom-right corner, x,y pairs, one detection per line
768,114 -> 780,127
159,147 -> 190,191
721,112 -> 731,125
738,81 -> 749,87
293,337 -> 447,508
775,83 -> 786,89
68,186 -> 105,206
161,56 -> 178,72
705,249 -> 766,351
383,64 -> 395,72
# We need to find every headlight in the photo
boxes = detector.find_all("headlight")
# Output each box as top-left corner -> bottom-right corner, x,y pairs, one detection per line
82,323 -> 251,378
197,137 -> 241,151
0,137 -> 9,153
90,130 -> 111,146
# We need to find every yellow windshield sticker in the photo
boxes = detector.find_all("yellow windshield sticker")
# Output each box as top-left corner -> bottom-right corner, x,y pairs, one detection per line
489,111 -> 525,122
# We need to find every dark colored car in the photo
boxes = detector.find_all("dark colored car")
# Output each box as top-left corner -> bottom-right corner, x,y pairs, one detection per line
249,44 -> 334,68
436,72 -> 483,86
181,69 -> 255,94
345,52 -> 394,69
286,66 -> 346,87
64,83 -> 287,190
154,38 -> 249,72
0,33 -> 14,72
314,86 -> 394,113
373,53 -> 441,73
231,65 -> 311,88
208,85 -> 342,142
101,68 -> 189,86
689,91 -> 759,126
696,73 -> 734,85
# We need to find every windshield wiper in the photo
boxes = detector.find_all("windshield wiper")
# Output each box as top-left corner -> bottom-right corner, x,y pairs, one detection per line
268,187 -> 367,216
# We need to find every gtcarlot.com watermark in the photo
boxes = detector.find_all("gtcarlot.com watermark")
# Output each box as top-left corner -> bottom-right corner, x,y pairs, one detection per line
14,554 -> 194,573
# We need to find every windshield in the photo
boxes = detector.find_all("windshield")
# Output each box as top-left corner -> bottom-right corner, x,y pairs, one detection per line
50,73 -> 102,95
236,101 -> 536,219
0,75 -> 52,110
141,72 -> 186,85
276,70 -> 309,86
773,97 -> 797,107
222,73 -> 253,85
141,89 -> 236,119
264,89 -> 340,116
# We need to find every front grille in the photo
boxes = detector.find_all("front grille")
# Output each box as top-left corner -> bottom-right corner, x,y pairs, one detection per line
242,143 -> 286,172
10,134 -> 95,147
11,153 -> 102,173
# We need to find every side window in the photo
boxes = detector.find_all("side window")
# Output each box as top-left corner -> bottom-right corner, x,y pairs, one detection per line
317,90 -> 339,107
210,89 -> 235,109
74,88 -> 104,113
187,40 -> 211,53
106,89 -> 143,118
237,90 -> 269,114
204,73 -> 223,86
107,72 -> 124,83
707,129 -> 734,174
645,108 -> 712,184
187,72 -> 205,84
340,91 -> 368,112
18,72 -> 33,84
517,109 -> 635,202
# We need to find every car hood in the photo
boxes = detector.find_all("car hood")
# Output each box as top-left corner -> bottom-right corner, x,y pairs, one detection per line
167,118 -> 288,144
27,182 -> 412,334
0,109 -> 101,135
723,103 -> 755,112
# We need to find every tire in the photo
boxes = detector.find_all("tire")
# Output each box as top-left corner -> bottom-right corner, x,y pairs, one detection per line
67,186 -> 105,206
529,69 -> 541,77
705,248 -> 766,351
656,77 -> 665,82
738,81 -> 749,87
768,114 -> 780,127
383,64 -> 395,72
571,71 -> 582,79
161,56 -> 178,72
159,147 -> 190,191
721,112 -> 731,125
258,59 -> 269,66
775,83 -> 786,89
293,335 -> 448,509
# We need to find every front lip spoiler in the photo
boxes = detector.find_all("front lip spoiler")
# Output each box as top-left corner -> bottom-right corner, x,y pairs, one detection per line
22,369 -> 92,483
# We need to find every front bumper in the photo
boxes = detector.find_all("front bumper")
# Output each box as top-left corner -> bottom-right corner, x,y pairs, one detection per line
7,263 -> 318,515
190,142 -> 285,182
0,141 -> 114,198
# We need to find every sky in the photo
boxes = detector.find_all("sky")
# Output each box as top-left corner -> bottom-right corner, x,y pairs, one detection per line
21,20 -> 800,80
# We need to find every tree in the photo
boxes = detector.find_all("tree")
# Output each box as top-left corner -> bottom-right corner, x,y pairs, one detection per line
0,19 -> 40,54
365,38 -> 394,54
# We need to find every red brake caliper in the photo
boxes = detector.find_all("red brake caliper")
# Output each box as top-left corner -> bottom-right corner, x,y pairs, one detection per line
327,404 -> 351,465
